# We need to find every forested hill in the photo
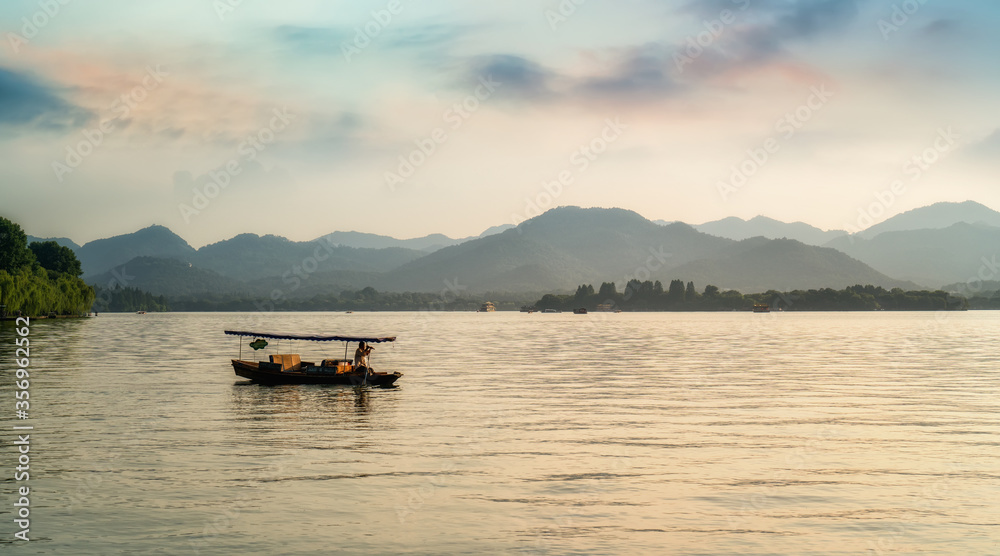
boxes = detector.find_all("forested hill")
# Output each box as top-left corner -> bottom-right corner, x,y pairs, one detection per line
1,218 -> 94,317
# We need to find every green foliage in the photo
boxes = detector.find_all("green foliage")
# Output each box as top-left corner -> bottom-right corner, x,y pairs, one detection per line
92,285 -> 170,313
0,266 -> 95,317
967,290 -> 1000,310
167,287 -> 523,312
30,240 -> 83,277
0,218 -> 94,317
0,217 -> 36,273
667,279 -> 685,302
598,282 -> 618,298
533,281 -> 969,312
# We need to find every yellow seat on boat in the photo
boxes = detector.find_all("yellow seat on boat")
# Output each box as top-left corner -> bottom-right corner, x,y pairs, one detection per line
269,354 -> 302,371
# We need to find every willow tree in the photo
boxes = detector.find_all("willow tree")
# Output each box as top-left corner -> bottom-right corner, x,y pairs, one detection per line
0,217 -> 35,272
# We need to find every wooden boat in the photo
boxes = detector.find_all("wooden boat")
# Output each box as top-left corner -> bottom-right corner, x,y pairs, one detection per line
224,330 -> 402,386
752,303 -> 770,313
573,308 -> 588,314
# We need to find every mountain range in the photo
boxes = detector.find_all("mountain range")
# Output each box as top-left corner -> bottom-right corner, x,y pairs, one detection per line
26,201 -> 1000,298
693,216 -> 847,246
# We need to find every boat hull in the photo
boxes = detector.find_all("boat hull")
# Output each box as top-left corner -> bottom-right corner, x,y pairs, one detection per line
231,360 -> 402,386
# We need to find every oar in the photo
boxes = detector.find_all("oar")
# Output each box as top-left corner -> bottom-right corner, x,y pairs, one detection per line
363,343 -> 374,387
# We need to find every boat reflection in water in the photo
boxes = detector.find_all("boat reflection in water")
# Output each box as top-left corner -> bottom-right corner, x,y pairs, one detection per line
229,382 -> 396,426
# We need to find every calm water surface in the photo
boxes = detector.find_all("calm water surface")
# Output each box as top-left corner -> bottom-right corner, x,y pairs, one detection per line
1,311 -> 998,555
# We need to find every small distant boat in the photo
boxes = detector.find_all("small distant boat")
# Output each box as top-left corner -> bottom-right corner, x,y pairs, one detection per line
520,305 -> 537,313
541,308 -> 560,313
478,302 -> 496,312
136,311 -> 147,315
573,308 -> 588,314
752,303 -> 770,313
224,330 -> 402,386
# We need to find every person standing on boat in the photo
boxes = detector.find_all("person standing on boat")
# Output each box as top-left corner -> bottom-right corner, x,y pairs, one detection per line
354,341 -> 373,371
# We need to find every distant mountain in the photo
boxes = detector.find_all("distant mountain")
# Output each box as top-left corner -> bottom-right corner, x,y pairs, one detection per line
316,224 -> 514,253
855,201 -> 1000,239
69,202 -> 995,298
826,222 -> 1000,288
26,235 -> 81,251
193,233 -> 425,282
87,256 -> 385,300
379,207 -> 731,292
88,256 -> 249,297
316,231 -> 460,252
377,206 -> 906,293
695,216 -> 846,246
941,280 -> 1000,296
669,237 -> 918,293
78,225 -> 196,277
248,269 -> 382,300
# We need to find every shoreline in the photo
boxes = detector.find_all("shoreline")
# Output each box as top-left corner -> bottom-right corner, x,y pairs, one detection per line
0,314 -> 93,322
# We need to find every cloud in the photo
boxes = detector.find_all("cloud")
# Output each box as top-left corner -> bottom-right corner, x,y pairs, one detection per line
0,67 -> 93,132
272,25 -> 352,55
448,1 -> 866,106
678,0 -> 866,69
385,23 -> 467,49
964,129 -> 1000,159
920,18 -> 960,37
464,54 -> 556,100
774,0 -> 862,39
274,22 -> 467,57
575,43 -> 680,98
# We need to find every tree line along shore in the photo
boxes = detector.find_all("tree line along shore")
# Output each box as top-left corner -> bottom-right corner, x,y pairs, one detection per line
3,216 -> 994,315
533,281 -> 970,312
63,282 -> 976,314
0,218 -> 93,319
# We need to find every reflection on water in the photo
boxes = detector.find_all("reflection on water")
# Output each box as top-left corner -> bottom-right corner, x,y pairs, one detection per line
1,311 -> 998,555
229,384 -> 375,420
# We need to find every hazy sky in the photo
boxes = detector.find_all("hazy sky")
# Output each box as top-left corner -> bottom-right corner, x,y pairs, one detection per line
1,0 -> 998,247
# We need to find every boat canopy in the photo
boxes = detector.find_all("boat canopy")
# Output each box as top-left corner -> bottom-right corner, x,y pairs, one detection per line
224,330 -> 396,343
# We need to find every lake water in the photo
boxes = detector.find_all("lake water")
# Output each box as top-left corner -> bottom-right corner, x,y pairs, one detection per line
1,311 -> 998,555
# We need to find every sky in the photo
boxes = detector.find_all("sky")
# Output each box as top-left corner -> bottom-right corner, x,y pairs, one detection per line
1,0 -> 998,248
